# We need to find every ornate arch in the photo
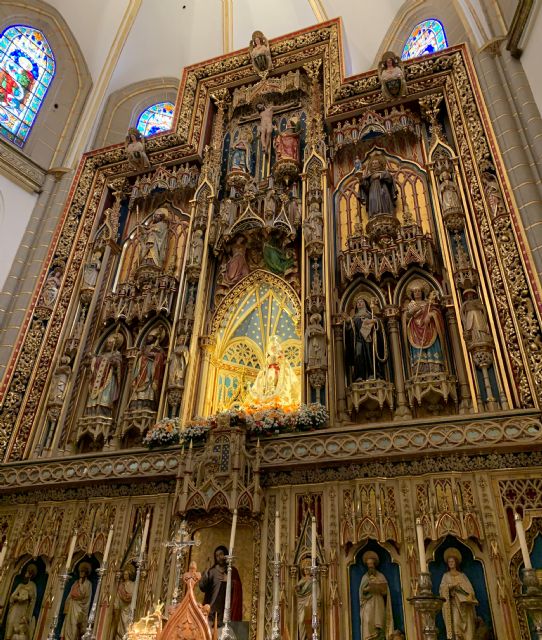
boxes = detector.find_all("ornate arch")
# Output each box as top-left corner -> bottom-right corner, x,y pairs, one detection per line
333,147 -> 432,254
209,270 -> 301,412
211,269 -> 301,335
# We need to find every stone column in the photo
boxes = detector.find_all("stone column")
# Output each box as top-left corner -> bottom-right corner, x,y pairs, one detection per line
384,305 -> 411,420
474,45 -> 542,278
444,305 -> 472,413
499,48 -> 542,173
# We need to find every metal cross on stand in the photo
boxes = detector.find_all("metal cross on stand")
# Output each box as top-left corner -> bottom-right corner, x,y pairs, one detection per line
166,520 -> 200,608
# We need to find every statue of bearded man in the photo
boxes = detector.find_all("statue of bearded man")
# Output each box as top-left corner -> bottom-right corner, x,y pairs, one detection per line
359,551 -> 394,640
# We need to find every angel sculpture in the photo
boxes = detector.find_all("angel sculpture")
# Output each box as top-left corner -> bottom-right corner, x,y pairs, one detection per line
249,31 -> 272,76
378,51 -> 407,100
125,127 -> 151,171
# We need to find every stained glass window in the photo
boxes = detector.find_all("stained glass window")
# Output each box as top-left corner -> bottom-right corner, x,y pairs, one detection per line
0,25 -> 55,147
136,102 -> 175,137
401,19 -> 448,60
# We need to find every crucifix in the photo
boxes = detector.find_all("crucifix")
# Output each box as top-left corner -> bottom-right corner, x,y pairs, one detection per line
166,520 -> 200,607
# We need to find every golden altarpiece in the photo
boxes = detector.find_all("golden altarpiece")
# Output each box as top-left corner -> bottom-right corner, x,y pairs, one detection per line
2,19 -> 542,640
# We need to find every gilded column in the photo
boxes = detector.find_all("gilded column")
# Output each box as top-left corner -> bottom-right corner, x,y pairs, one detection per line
444,304 -> 472,413
332,316 -> 347,420
195,335 -> 216,417
384,305 -> 411,420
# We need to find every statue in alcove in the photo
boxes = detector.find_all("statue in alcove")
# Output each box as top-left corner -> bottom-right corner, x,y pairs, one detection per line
245,335 -> 300,408
189,229 -> 204,266
303,201 -> 323,244
128,327 -> 167,409
5,564 -> 38,640
39,266 -> 63,309
461,290 -> 493,347
378,51 -> 407,100
111,564 -> 136,640
168,334 -> 189,389
61,562 -> 93,640
403,282 -> 446,375
82,249 -> 102,289
274,117 -> 300,162
359,154 -> 397,217
220,197 -> 235,228
249,31 -> 272,75
231,131 -> 252,173
305,313 -> 326,369
264,187 -> 277,225
140,208 -> 169,269
85,334 -> 123,417
439,548 -> 478,640
344,296 -> 388,381
49,355 -> 72,406
222,235 -> 250,286
359,551 -> 394,640
438,168 -> 463,217
295,557 -> 314,640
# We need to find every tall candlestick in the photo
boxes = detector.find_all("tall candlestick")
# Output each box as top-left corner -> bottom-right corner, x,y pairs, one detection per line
139,513 -> 150,562
0,539 -> 7,570
515,512 -> 533,569
66,530 -> 77,570
128,512 -> 151,634
103,525 -> 114,565
229,509 -> 238,554
311,517 -> 317,562
416,518 -> 428,573
274,511 -> 280,557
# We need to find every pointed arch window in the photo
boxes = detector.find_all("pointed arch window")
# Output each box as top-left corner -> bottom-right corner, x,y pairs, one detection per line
136,102 -> 175,137
401,19 -> 448,60
0,25 -> 55,147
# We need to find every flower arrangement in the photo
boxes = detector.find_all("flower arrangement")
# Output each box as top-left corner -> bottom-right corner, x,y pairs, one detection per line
143,404 -> 328,448
248,407 -> 297,436
143,419 -> 210,449
143,418 -> 181,448
179,422 -> 210,445
192,403 -> 328,436
218,408 -> 249,427
295,403 -> 329,431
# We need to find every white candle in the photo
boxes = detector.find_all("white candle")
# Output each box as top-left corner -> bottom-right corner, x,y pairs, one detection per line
515,513 -> 533,569
311,517 -> 317,563
66,530 -> 77,570
229,509 -> 238,554
416,518 -> 428,573
103,525 -> 114,565
274,511 -> 280,557
139,513 -> 150,561
0,539 -> 7,570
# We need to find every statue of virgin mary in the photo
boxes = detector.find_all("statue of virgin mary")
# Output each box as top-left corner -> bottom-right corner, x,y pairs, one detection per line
244,335 -> 300,409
